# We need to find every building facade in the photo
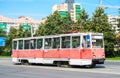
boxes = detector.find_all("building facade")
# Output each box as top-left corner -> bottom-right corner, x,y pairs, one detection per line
52,2 -> 82,21
52,3 -> 68,18
108,15 -> 120,33
0,15 -> 42,35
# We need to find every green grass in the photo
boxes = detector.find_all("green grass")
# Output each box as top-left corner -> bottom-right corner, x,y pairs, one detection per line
106,57 -> 120,60
0,56 -> 11,58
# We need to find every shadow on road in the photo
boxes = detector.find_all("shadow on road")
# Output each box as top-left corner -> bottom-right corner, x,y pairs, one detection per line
14,63 -> 106,69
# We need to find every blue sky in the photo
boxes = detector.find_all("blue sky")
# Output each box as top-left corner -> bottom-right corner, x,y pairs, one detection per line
0,0 -> 120,20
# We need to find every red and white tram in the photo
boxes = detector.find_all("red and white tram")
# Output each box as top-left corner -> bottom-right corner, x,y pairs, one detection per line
12,33 -> 105,68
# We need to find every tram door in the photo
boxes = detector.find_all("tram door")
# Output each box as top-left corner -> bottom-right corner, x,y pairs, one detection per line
70,36 -> 81,59
81,35 -> 92,59
43,37 -> 60,58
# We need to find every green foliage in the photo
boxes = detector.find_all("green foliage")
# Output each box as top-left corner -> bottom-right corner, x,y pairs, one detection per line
76,9 -> 89,32
91,7 -> 115,57
35,11 -> 73,36
0,29 -> 6,37
0,25 -> 31,56
114,50 -> 120,57
0,47 -> 11,56
16,25 -> 31,38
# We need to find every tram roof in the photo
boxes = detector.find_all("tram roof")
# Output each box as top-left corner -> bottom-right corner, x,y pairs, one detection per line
13,32 -> 103,41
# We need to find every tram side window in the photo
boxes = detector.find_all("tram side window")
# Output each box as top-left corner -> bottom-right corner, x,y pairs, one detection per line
62,36 -> 70,48
24,40 -> 30,49
30,39 -> 36,49
18,40 -> 23,50
37,39 -> 43,49
53,37 -> 60,49
82,35 -> 90,48
13,41 -> 17,50
44,38 -> 52,49
72,36 -> 80,48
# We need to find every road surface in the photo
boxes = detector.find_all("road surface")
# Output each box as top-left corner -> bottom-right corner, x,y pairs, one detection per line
0,58 -> 120,78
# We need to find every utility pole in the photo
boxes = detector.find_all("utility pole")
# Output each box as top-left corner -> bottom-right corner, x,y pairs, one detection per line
100,0 -> 103,7
31,23 -> 33,37
118,8 -> 120,16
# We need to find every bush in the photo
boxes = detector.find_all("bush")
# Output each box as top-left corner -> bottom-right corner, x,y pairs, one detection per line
0,47 -> 11,56
105,50 -> 120,58
114,50 -> 120,57
105,51 -> 115,58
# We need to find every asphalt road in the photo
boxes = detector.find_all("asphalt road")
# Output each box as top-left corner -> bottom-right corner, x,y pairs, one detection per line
0,58 -> 120,78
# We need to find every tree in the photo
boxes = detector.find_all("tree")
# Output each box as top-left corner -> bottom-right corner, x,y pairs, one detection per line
16,24 -> 31,38
0,29 -> 6,37
0,27 -> 17,56
91,7 -> 116,57
1,24 -> 31,56
17,25 -> 25,38
35,11 -> 73,36
76,9 -> 89,32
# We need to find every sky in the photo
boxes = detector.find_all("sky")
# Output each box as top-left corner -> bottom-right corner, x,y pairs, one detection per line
0,0 -> 120,20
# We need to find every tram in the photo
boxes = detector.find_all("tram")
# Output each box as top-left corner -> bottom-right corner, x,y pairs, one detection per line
12,33 -> 105,68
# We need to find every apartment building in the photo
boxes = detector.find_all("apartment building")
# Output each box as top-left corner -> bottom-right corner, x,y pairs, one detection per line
52,1 -> 82,21
0,15 -> 42,35
108,15 -> 120,33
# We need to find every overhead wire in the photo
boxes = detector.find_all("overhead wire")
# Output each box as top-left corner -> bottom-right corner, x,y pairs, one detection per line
104,0 -> 114,6
100,0 -> 120,15
77,0 -> 120,16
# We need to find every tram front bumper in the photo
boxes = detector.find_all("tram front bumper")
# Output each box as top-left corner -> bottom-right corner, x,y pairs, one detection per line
92,58 -> 105,64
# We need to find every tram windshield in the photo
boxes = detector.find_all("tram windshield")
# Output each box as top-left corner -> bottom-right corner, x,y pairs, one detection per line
92,35 -> 104,48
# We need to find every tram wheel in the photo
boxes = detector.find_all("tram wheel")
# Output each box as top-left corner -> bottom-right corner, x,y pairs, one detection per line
21,60 -> 29,65
57,62 -> 62,67
86,63 -> 96,68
